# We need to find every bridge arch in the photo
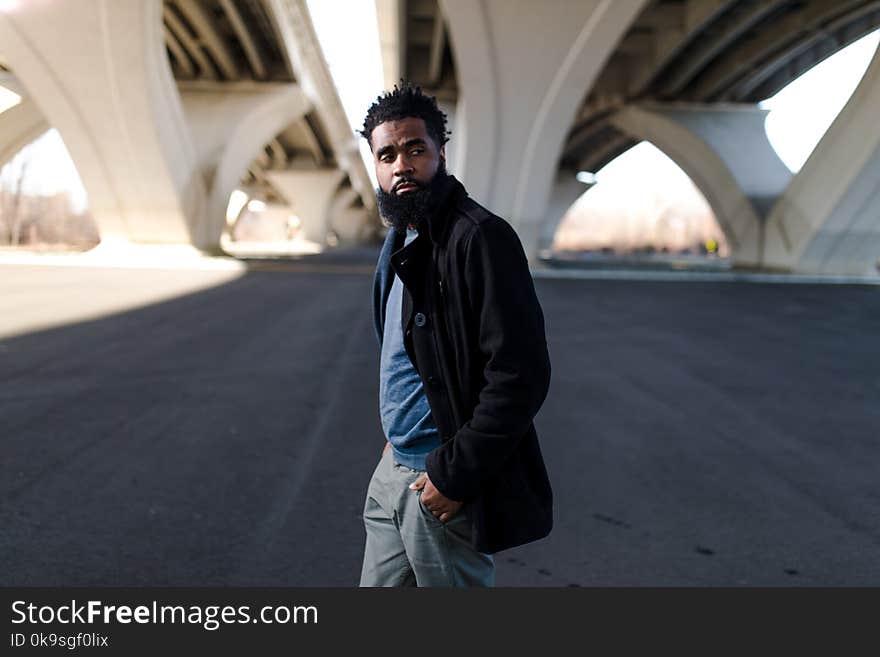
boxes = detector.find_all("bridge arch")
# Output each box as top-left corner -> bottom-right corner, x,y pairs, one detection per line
0,0 -> 206,245
764,42 -> 880,275
437,0 -> 648,257
609,103 -> 792,267
0,0 -> 377,254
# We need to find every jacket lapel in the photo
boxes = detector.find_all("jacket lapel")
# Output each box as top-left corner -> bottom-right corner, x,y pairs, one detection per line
391,230 -> 431,338
372,174 -> 465,345
372,227 -> 401,345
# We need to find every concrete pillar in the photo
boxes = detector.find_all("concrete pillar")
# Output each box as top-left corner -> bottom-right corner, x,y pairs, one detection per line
335,206 -> 371,244
440,0 -> 648,258
327,187 -> 379,244
540,168 -> 590,254
268,0 -> 376,215
266,169 -> 346,244
437,99 -> 457,176
763,45 -> 880,276
327,187 -> 359,243
180,84 -> 311,249
0,0 -> 206,245
233,201 -> 293,242
611,103 -> 792,268
0,96 -> 49,168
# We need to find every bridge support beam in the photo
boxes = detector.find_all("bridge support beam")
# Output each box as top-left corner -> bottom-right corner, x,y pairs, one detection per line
333,205 -> 371,244
437,99 -> 458,175
267,169 -> 346,245
328,187 -> 368,244
0,97 -> 49,168
611,103 -> 792,268
541,168 -> 590,254
180,84 -> 312,250
268,0 -> 376,218
0,0 -> 206,246
763,46 -> 880,276
440,0 -> 647,260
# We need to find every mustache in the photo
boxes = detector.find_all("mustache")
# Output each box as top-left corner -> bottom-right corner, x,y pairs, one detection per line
391,177 -> 423,194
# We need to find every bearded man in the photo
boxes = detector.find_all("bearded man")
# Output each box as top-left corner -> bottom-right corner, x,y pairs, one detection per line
358,82 -> 552,587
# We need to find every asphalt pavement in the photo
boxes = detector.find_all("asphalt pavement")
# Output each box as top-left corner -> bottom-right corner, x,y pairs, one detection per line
1,252 -> 879,585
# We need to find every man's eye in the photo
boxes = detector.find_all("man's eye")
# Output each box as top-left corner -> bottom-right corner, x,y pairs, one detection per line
380,154 -> 393,162
411,149 -> 423,156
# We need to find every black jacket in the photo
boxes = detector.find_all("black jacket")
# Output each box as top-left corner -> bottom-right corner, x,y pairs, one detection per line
372,175 -> 553,554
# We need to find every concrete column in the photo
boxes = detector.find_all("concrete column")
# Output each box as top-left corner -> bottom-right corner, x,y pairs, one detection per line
440,0 -> 648,258
327,187 -> 379,244
267,169 -> 346,244
611,103 -> 792,267
234,201 -> 294,242
540,168 -> 590,254
0,0 -> 206,245
0,97 -> 49,168
327,187 -> 359,243
268,0 -> 376,215
334,206 -> 371,244
180,84 -> 311,249
437,99 -> 458,176
763,45 -> 880,276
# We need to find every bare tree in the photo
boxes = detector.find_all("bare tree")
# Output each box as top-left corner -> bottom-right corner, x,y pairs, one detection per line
0,159 -> 28,245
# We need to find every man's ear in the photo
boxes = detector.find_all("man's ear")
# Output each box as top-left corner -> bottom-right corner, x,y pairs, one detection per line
439,144 -> 446,165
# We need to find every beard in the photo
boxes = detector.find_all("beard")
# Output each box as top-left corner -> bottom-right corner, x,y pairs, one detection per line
376,163 -> 448,233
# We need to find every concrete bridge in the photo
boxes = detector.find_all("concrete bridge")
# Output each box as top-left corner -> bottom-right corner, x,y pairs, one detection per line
2,1 -> 880,588
381,0 -> 880,275
0,0 -> 379,252
1,1 -> 879,275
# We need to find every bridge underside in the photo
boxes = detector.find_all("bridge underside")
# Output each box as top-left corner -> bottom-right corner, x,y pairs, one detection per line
2,0 -> 879,272
0,0 -> 379,254
383,0 -> 880,274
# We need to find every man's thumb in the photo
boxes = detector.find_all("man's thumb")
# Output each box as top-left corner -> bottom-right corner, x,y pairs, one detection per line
409,475 -> 427,490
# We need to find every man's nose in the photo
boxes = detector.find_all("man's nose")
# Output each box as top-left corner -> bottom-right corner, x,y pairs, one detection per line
393,154 -> 414,177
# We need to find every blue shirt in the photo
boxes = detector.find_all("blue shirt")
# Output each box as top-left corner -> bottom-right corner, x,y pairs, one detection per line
378,228 -> 441,470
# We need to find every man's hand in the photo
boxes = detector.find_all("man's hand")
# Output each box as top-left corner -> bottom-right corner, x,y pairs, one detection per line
409,474 -> 462,523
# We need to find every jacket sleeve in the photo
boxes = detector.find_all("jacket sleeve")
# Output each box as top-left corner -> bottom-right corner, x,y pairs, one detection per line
425,216 -> 551,502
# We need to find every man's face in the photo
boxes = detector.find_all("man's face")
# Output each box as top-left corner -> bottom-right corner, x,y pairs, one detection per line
370,117 -> 445,196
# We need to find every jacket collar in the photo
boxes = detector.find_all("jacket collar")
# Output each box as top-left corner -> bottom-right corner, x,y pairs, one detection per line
421,174 -> 467,247
375,174 -> 467,312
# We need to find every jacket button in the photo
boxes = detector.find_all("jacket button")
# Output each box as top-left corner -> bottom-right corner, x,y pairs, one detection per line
414,312 -> 427,327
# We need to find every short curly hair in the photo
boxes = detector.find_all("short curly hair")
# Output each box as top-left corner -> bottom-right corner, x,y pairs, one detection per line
360,80 -> 450,150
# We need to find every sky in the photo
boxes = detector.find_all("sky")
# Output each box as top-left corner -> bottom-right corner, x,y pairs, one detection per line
1,17 -> 878,218
0,85 -> 18,113
760,28 -> 880,172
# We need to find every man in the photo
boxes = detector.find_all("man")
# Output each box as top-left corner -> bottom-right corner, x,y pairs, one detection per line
359,82 -> 552,587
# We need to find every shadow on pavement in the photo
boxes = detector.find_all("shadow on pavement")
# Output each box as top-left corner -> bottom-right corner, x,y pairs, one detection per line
2,263 -> 879,585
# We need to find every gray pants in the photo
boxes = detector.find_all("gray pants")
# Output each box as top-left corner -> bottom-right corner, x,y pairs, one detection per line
359,448 -> 495,587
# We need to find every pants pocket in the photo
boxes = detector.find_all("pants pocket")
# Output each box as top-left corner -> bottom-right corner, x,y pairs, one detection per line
416,489 -> 443,524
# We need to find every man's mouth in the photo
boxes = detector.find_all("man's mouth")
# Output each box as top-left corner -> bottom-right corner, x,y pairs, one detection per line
394,181 -> 419,195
